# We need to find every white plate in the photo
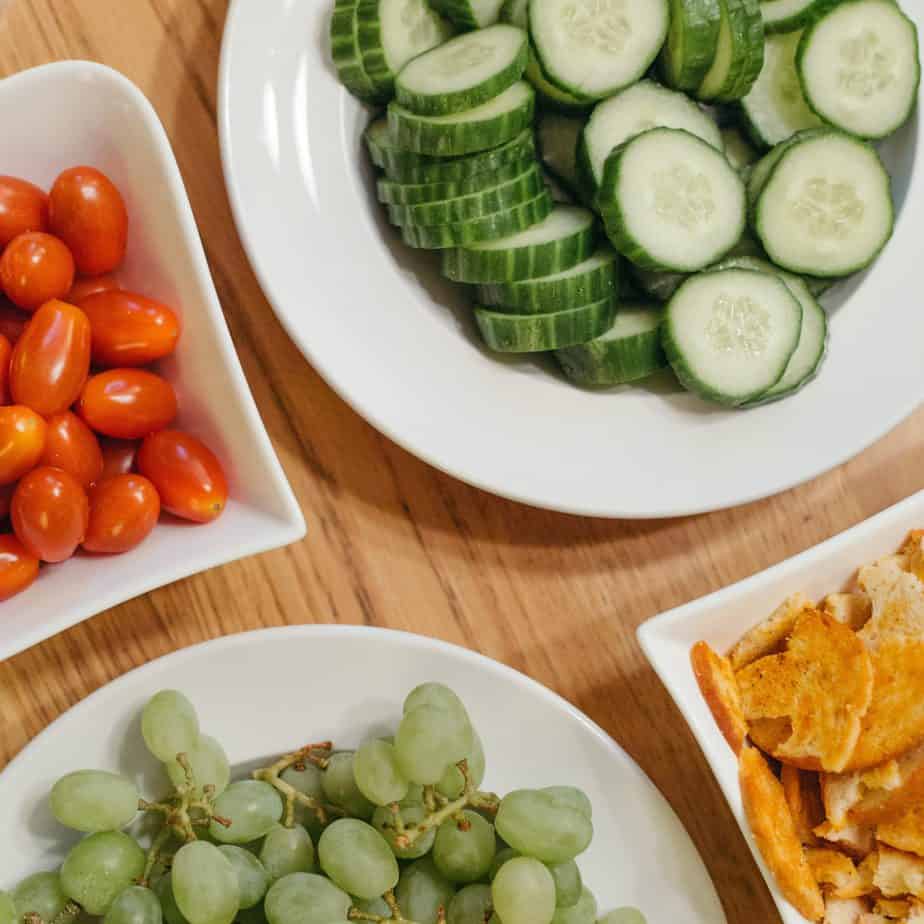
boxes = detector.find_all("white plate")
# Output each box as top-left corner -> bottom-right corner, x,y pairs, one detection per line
0,62 -> 305,660
0,625 -> 723,922
638,487 -> 924,924
218,0 -> 922,518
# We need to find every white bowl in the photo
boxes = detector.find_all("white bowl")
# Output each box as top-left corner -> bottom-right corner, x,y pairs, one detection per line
0,62 -> 305,660
638,487 -> 924,924
0,625 -> 724,921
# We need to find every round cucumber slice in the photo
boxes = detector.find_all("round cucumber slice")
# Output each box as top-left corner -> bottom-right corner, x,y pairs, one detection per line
330,0 -> 380,103
537,112 -> 585,200
760,0 -> 843,36
721,126 -> 759,171
696,0 -> 765,103
430,0 -> 506,29
660,0 -> 723,91
376,159 -> 532,204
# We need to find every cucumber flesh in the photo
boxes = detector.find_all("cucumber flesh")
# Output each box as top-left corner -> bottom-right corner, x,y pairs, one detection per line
660,0 -> 723,91
500,0 -> 528,25
330,0 -> 380,103
697,0 -> 765,103
429,0 -> 506,29
525,49 -> 591,111
537,112 -> 584,198
760,0 -> 842,36
722,126 -> 759,170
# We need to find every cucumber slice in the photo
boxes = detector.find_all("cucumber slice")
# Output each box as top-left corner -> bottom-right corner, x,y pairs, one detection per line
400,191 -> 553,248
475,295 -> 616,351
388,81 -> 535,155
537,112 -> 584,198
395,24 -> 528,115
386,165 -> 543,225
525,49 -> 592,111
797,0 -> 920,140
629,266 -> 689,302
500,0 -> 528,25
663,268 -> 802,406
745,126 -> 824,204
577,80 -> 724,198
529,0 -> 670,102
477,245 -> 620,312
442,204 -> 596,282
753,129 -> 893,277
330,0 -> 380,103
760,0 -> 842,36
722,126 -> 759,171
376,158 -> 532,204
429,0 -> 506,29
660,0 -> 722,91
696,0 -> 765,103
597,127 -> 746,273
556,302 -> 667,385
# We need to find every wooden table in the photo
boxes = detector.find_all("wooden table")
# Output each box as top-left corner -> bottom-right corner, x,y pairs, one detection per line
0,2 -> 921,920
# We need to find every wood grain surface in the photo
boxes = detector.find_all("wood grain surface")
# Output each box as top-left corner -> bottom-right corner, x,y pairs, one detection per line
0,2 -> 921,921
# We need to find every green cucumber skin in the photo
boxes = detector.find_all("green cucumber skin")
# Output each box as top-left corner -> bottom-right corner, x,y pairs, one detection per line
376,159 -> 532,204
355,0 -> 398,98
697,0 -> 765,103
475,297 -> 616,352
556,323 -> 668,386
330,3 -> 381,104
629,265 -> 688,302
536,114 -> 586,200
574,132 -> 600,209
728,0 -> 765,100
660,0 -> 723,91
761,0 -> 843,35
525,49 -> 593,113
427,0 -> 492,30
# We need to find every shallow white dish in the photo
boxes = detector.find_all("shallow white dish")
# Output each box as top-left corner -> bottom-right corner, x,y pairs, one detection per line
638,487 -> 924,924
0,62 -> 305,660
219,0 -> 921,518
0,625 -> 724,921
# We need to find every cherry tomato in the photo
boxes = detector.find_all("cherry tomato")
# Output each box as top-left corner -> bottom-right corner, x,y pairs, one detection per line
0,333 -> 10,404
40,411 -> 103,489
137,430 -> 227,523
83,474 -> 160,554
77,369 -> 177,439
12,466 -> 88,562
48,167 -> 127,276
0,301 -> 29,344
0,483 -> 15,518
99,438 -> 138,480
10,299 -> 91,416
0,231 -> 75,311
0,534 -> 38,601
0,177 -> 48,248
68,273 -> 119,302
0,405 -> 46,485
78,289 -> 180,367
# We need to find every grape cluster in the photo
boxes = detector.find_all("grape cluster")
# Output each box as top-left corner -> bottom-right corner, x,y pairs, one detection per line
0,684 -> 646,924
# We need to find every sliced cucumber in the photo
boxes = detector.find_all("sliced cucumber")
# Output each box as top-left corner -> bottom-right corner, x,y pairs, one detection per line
330,0 -> 380,103
797,0 -> 921,140
722,126 -> 760,171
429,0 -> 506,29
395,24 -> 528,115
660,0 -> 723,91
500,0 -> 528,25
400,191 -> 553,248
597,127 -> 746,272
537,112 -> 584,198
753,129 -> 893,277
529,0 -> 670,102
760,0 -> 842,36
475,295 -> 616,351
745,126 -> 823,204
387,80 -> 535,155
577,80 -> 724,197
663,268 -> 802,406
629,266 -> 689,302
556,303 -> 667,385
442,204 -> 596,281
525,49 -> 591,111
696,0 -> 765,103
376,158 -> 531,204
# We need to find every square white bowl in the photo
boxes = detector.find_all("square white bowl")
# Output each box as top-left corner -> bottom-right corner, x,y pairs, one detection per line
638,488 -> 924,924
0,61 -> 305,661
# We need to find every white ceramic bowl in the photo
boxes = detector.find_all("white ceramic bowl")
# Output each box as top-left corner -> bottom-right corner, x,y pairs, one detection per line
0,625 -> 724,922
0,62 -> 305,660
638,487 -> 924,924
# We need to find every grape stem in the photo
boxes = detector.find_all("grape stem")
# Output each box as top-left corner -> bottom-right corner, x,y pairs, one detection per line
23,901 -> 83,924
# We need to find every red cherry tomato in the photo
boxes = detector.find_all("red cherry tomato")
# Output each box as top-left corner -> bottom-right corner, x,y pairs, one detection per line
99,438 -> 138,480
10,299 -> 91,416
78,289 -> 180,368
0,405 -> 46,485
137,430 -> 227,523
0,177 -> 48,248
68,273 -> 119,303
0,301 -> 29,344
48,167 -> 127,276
0,232 -> 75,311
40,411 -> 103,489
0,534 -> 38,601
83,474 -> 160,554
0,333 -> 11,404
11,466 -> 88,562
77,369 -> 177,439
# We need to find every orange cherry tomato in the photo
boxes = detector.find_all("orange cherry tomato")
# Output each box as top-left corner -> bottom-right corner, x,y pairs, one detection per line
12,466 -> 88,562
0,333 -> 10,404
10,299 -> 91,416
83,474 -> 160,554
48,167 -> 127,276
68,273 -> 119,303
0,232 -> 75,311
40,411 -> 103,489
0,177 -> 48,248
77,369 -> 177,439
0,405 -> 46,485
138,430 -> 227,523
99,438 -> 138,480
0,301 -> 29,345
0,534 -> 39,600
78,289 -> 180,368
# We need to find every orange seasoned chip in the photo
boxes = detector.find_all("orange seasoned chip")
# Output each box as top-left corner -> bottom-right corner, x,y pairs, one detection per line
824,594 -> 873,631
728,593 -> 810,671
815,821 -> 876,860
783,764 -> 825,845
900,531 -> 924,556
807,848 -> 866,898
878,803 -> 924,858
690,641 -> 747,754
874,845 -> 924,899
824,897 -> 871,923
858,570 -> 924,652
857,555 -> 912,602
873,897 -> 912,919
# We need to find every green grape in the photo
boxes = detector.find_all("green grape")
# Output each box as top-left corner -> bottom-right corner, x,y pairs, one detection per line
61,831 -> 146,915
542,787 -> 593,820
141,691 -> 200,763
353,739 -> 409,806
13,871 -> 68,922
489,847 -> 520,880
263,873 -> 351,924
447,884 -> 492,924
550,887 -> 597,924
217,846 -> 269,909
103,886 -> 163,924
317,818 -> 399,900
210,781 -> 284,843
597,909 -> 646,924
50,770 -> 139,833
548,860 -> 582,908
433,811 -> 495,884
495,790 -> 593,864
437,730 -> 485,800
492,857 -> 556,924
171,841 -> 239,924
236,906 -> 269,924
321,752 -> 375,820
372,803 -> 435,859
153,875 -> 187,924
395,705 -> 473,786
352,896 -> 391,916
0,891 -> 14,924
279,763 -> 325,839
403,683 -> 468,717
259,824 -> 315,881
165,735 -> 231,797
395,858 -> 456,924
